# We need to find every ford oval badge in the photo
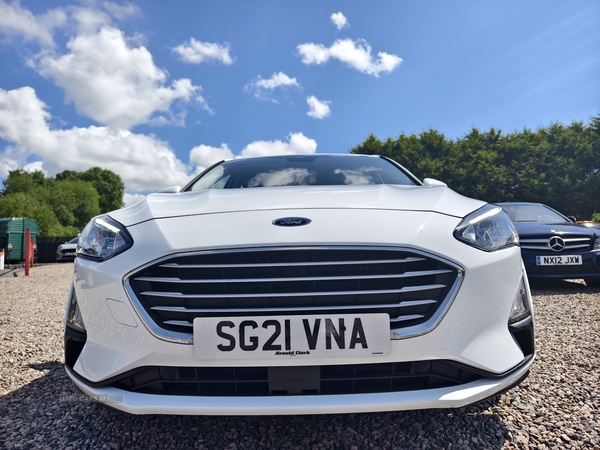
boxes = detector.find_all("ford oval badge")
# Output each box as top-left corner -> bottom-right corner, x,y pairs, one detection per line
272,217 -> 312,227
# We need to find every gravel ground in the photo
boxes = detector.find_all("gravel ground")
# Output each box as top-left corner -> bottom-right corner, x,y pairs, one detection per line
0,264 -> 598,449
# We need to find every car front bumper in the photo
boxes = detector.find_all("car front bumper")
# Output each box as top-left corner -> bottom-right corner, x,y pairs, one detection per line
65,355 -> 533,415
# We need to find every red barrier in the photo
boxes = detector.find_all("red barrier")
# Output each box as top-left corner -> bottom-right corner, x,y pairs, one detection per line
31,237 -> 36,267
25,228 -> 30,276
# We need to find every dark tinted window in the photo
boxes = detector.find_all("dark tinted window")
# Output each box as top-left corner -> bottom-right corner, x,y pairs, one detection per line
187,155 -> 417,191
498,203 -> 568,224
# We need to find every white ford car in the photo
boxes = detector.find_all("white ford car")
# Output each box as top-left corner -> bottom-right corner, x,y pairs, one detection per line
64,154 -> 534,415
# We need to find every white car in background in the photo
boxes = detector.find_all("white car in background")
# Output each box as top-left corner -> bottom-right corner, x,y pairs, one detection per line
56,237 -> 79,262
64,154 -> 534,415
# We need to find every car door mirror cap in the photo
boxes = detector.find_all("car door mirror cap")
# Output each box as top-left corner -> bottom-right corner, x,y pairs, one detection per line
423,178 -> 447,187
157,186 -> 181,193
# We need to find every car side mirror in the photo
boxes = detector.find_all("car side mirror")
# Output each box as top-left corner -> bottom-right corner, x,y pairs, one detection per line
157,186 -> 181,193
567,216 -> 577,223
422,178 -> 447,187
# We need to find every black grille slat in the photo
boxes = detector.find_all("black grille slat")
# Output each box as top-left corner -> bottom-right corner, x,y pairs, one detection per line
141,284 -> 446,299
135,269 -> 451,284
127,247 -> 460,335
162,314 -> 426,328
152,298 -> 437,314
159,257 -> 425,269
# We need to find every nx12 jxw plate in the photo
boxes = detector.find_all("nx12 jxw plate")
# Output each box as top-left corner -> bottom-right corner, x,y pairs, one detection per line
536,255 -> 582,266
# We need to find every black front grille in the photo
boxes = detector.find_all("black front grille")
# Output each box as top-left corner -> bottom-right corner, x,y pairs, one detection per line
110,361 -> 482,397
126,247 -> 461,336
520,235 -> 592,251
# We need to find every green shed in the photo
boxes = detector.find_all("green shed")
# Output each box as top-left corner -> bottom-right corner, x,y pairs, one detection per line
0,218 -> 40,262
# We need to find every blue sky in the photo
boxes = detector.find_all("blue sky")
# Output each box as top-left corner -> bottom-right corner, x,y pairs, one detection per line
0,0 -> 599,204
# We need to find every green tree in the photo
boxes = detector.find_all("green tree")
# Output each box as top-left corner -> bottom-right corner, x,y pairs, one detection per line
0,168 -> 121,235
56,167 -> 124,213
54,170 -> 79,182
0,170 -> 53,197
445,128 -> 504,202
0,191 -> 67,235
42,180 -> 101,229
351,129 -> 454,182
351,114 -> 600,219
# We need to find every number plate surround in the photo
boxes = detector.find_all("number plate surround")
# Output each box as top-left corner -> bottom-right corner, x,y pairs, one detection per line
535,255 -> 583,266
193,314 -> 391,360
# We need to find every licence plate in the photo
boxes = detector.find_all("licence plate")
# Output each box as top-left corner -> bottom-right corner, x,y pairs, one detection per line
193,314 -> 391,360
536,255 -> 582,266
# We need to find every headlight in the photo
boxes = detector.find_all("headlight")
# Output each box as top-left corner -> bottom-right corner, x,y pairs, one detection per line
593,238 -> 600,251
76,215 -> 133,261
454,204 -> 518,251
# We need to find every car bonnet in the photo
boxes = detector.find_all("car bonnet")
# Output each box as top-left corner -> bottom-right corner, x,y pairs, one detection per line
514,221 -> 599,239
109,184 -> 486,227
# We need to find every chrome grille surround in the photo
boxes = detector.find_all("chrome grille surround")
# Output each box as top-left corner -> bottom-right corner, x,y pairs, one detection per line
124,246 -> 464,344
520,235 -> 591,252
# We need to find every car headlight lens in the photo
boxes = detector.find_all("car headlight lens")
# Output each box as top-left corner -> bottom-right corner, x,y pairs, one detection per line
593,238 -> 600,251
454,204 -> 519,251
76,215 -> 133,261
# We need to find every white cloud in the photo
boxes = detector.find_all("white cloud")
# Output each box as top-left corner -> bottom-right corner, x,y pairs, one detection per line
330,12 -> 348,30
68,1 -> 138,35
35,25 -> 204,130
0,0 -> 66,48
240,132 -> 317,157
0,86 -> 194,193
148,110 -> 189,127
244,72 -> 299,100
0,157 -> 19,178
101,1 -> 141,21
0,87 -> 320,195
254,73 -> 299,90
306,96 -> 331,119
71,4 -> 112,34
0,2 -> 207,130
123,192 -> 145,207
22,160 -> 48,176
189,143 -> 234,170
173,38 -> 233,65
297,43 -> 330,65
297,38 -> 402,77
0,1 -> 141,48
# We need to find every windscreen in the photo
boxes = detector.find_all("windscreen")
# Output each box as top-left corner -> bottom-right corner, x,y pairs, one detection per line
499,204 -> 569,224
188,155 -> 417,191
